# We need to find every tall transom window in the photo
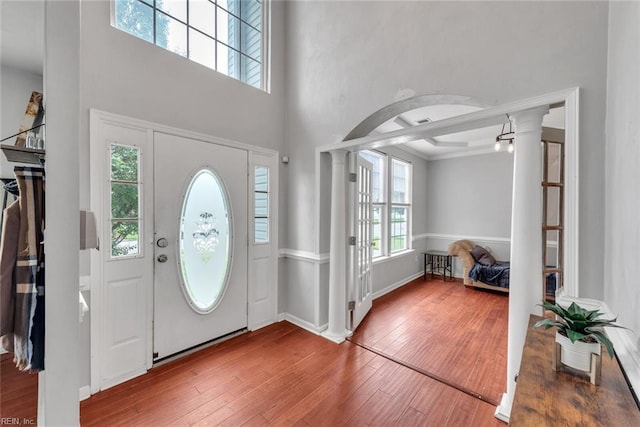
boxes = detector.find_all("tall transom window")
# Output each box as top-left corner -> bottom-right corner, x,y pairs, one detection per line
113,0 -> 265,89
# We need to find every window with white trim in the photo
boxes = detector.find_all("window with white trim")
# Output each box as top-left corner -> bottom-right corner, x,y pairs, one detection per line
112,0 -> 265,89
390,158 -> 411,252
110,143 -> 142,258
360,150 -> 412,258
254,165 -> 270,243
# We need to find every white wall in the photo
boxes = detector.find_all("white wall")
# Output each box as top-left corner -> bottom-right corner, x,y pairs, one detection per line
285,1 -> 609,303
604,1 -> 640,348
0,65 -> 43,178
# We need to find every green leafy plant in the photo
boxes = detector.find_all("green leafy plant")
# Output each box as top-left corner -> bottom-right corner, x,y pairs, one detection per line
534,301 -> 628,358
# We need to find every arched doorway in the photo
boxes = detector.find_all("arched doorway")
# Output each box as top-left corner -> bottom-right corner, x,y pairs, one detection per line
319,88 -> 579,420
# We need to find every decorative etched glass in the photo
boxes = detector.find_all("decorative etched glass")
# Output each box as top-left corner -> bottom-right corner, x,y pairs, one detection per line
179,169 -> 231,313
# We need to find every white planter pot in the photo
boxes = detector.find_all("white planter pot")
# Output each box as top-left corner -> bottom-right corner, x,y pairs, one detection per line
555,331 -> 601,372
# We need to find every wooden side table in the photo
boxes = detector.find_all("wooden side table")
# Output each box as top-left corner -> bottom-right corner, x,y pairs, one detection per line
510,315 -> 640,425
424,250 -> 454,281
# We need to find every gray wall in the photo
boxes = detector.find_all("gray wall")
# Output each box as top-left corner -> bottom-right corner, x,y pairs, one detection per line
79,0 -> 286,208
285,0 -> 609,300
604,1 -> 640,345
0,65 -> 43,178
426,153 -> 514,238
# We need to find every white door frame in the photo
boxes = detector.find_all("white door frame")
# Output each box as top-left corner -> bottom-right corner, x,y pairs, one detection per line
89,109 -> 279,394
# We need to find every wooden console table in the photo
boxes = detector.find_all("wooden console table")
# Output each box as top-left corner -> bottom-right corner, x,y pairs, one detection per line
510,315 -> 640,425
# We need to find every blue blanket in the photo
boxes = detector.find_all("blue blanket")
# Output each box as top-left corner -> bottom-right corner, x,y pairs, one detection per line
469,261 -> 558,293
468,261 -> 510,288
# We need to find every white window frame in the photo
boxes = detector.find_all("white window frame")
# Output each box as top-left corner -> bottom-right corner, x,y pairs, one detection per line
389,157 -> 412,254
108,142 -> 144,260
360,150 -> 412,259
253,164 -> 270,244
110,0 -> 269,91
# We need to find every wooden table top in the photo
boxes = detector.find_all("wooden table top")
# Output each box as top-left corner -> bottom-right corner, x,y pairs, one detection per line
509,315 -> 640,426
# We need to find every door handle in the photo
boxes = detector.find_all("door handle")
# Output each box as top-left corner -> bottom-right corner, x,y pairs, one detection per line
157,254 -> 168,263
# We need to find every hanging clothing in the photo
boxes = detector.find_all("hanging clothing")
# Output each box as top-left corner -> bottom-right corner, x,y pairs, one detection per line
12,166 -> 45,371
0,200 -> 20,351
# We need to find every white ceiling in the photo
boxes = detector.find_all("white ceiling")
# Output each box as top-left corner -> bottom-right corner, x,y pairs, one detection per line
1,0 -> 45,75
374,104 -> 566,160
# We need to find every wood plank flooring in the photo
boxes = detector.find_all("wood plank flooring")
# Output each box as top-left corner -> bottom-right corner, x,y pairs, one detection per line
81,321 -> 504,426
0,352 -> 38,423
80,277 -> 507,426
1,277 -> 508,425
349,277 -> 509,406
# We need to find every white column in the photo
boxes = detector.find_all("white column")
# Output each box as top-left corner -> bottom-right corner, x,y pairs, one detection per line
39,0 -> 81,425
322,149 -> 349,343
496,106 -> 549,422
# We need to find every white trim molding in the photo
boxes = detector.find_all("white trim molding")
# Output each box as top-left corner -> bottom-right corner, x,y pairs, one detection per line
415,233 -> 559,249
372,249 -> 415,266
495,394 -> 511,423
420,233 -> 511,245
372,272 -> 424,300
279,248 -> 329,264
79,385 -> 91,402
283,313 -> 328,336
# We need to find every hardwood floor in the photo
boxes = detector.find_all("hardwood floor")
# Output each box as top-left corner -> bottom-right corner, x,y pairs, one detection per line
80,277 -> 507,426
349,277 -> 509,406
0,277 -> 507,425
0,352 -> 38,423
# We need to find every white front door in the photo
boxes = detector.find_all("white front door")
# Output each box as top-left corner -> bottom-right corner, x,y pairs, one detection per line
153,132 -> 248,360
349,153 -> 374,330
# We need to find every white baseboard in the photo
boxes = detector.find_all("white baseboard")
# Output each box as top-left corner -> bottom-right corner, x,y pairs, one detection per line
283,313 -> 327,336
372,271 -> 424,300
494,393 -> 511,423
79,385 -> 91,401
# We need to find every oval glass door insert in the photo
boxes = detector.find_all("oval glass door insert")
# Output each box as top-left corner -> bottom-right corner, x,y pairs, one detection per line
179,168 -> 232,313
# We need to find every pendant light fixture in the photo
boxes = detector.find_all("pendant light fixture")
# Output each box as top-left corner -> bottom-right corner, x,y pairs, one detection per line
495,114 -> 515,153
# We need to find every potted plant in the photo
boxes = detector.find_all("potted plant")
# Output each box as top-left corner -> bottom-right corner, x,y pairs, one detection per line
533,300 -> 627,383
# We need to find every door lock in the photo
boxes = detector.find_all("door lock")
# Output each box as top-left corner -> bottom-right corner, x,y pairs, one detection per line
156,238 -> 168,248
157,254 -> 168,263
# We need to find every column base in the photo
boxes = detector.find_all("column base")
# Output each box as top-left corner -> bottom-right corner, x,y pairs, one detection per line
494,393 -> 511,423
320,329 -> 351,344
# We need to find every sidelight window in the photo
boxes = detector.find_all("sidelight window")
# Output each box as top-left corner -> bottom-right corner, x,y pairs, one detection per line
110,144 -> 142,258
254,166 -> 270,243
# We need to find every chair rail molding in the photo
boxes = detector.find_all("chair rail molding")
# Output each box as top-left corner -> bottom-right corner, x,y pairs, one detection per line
279,248 -> 329,264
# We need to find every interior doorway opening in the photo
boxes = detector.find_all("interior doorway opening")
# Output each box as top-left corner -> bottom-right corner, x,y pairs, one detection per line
319,88 -> 579,421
